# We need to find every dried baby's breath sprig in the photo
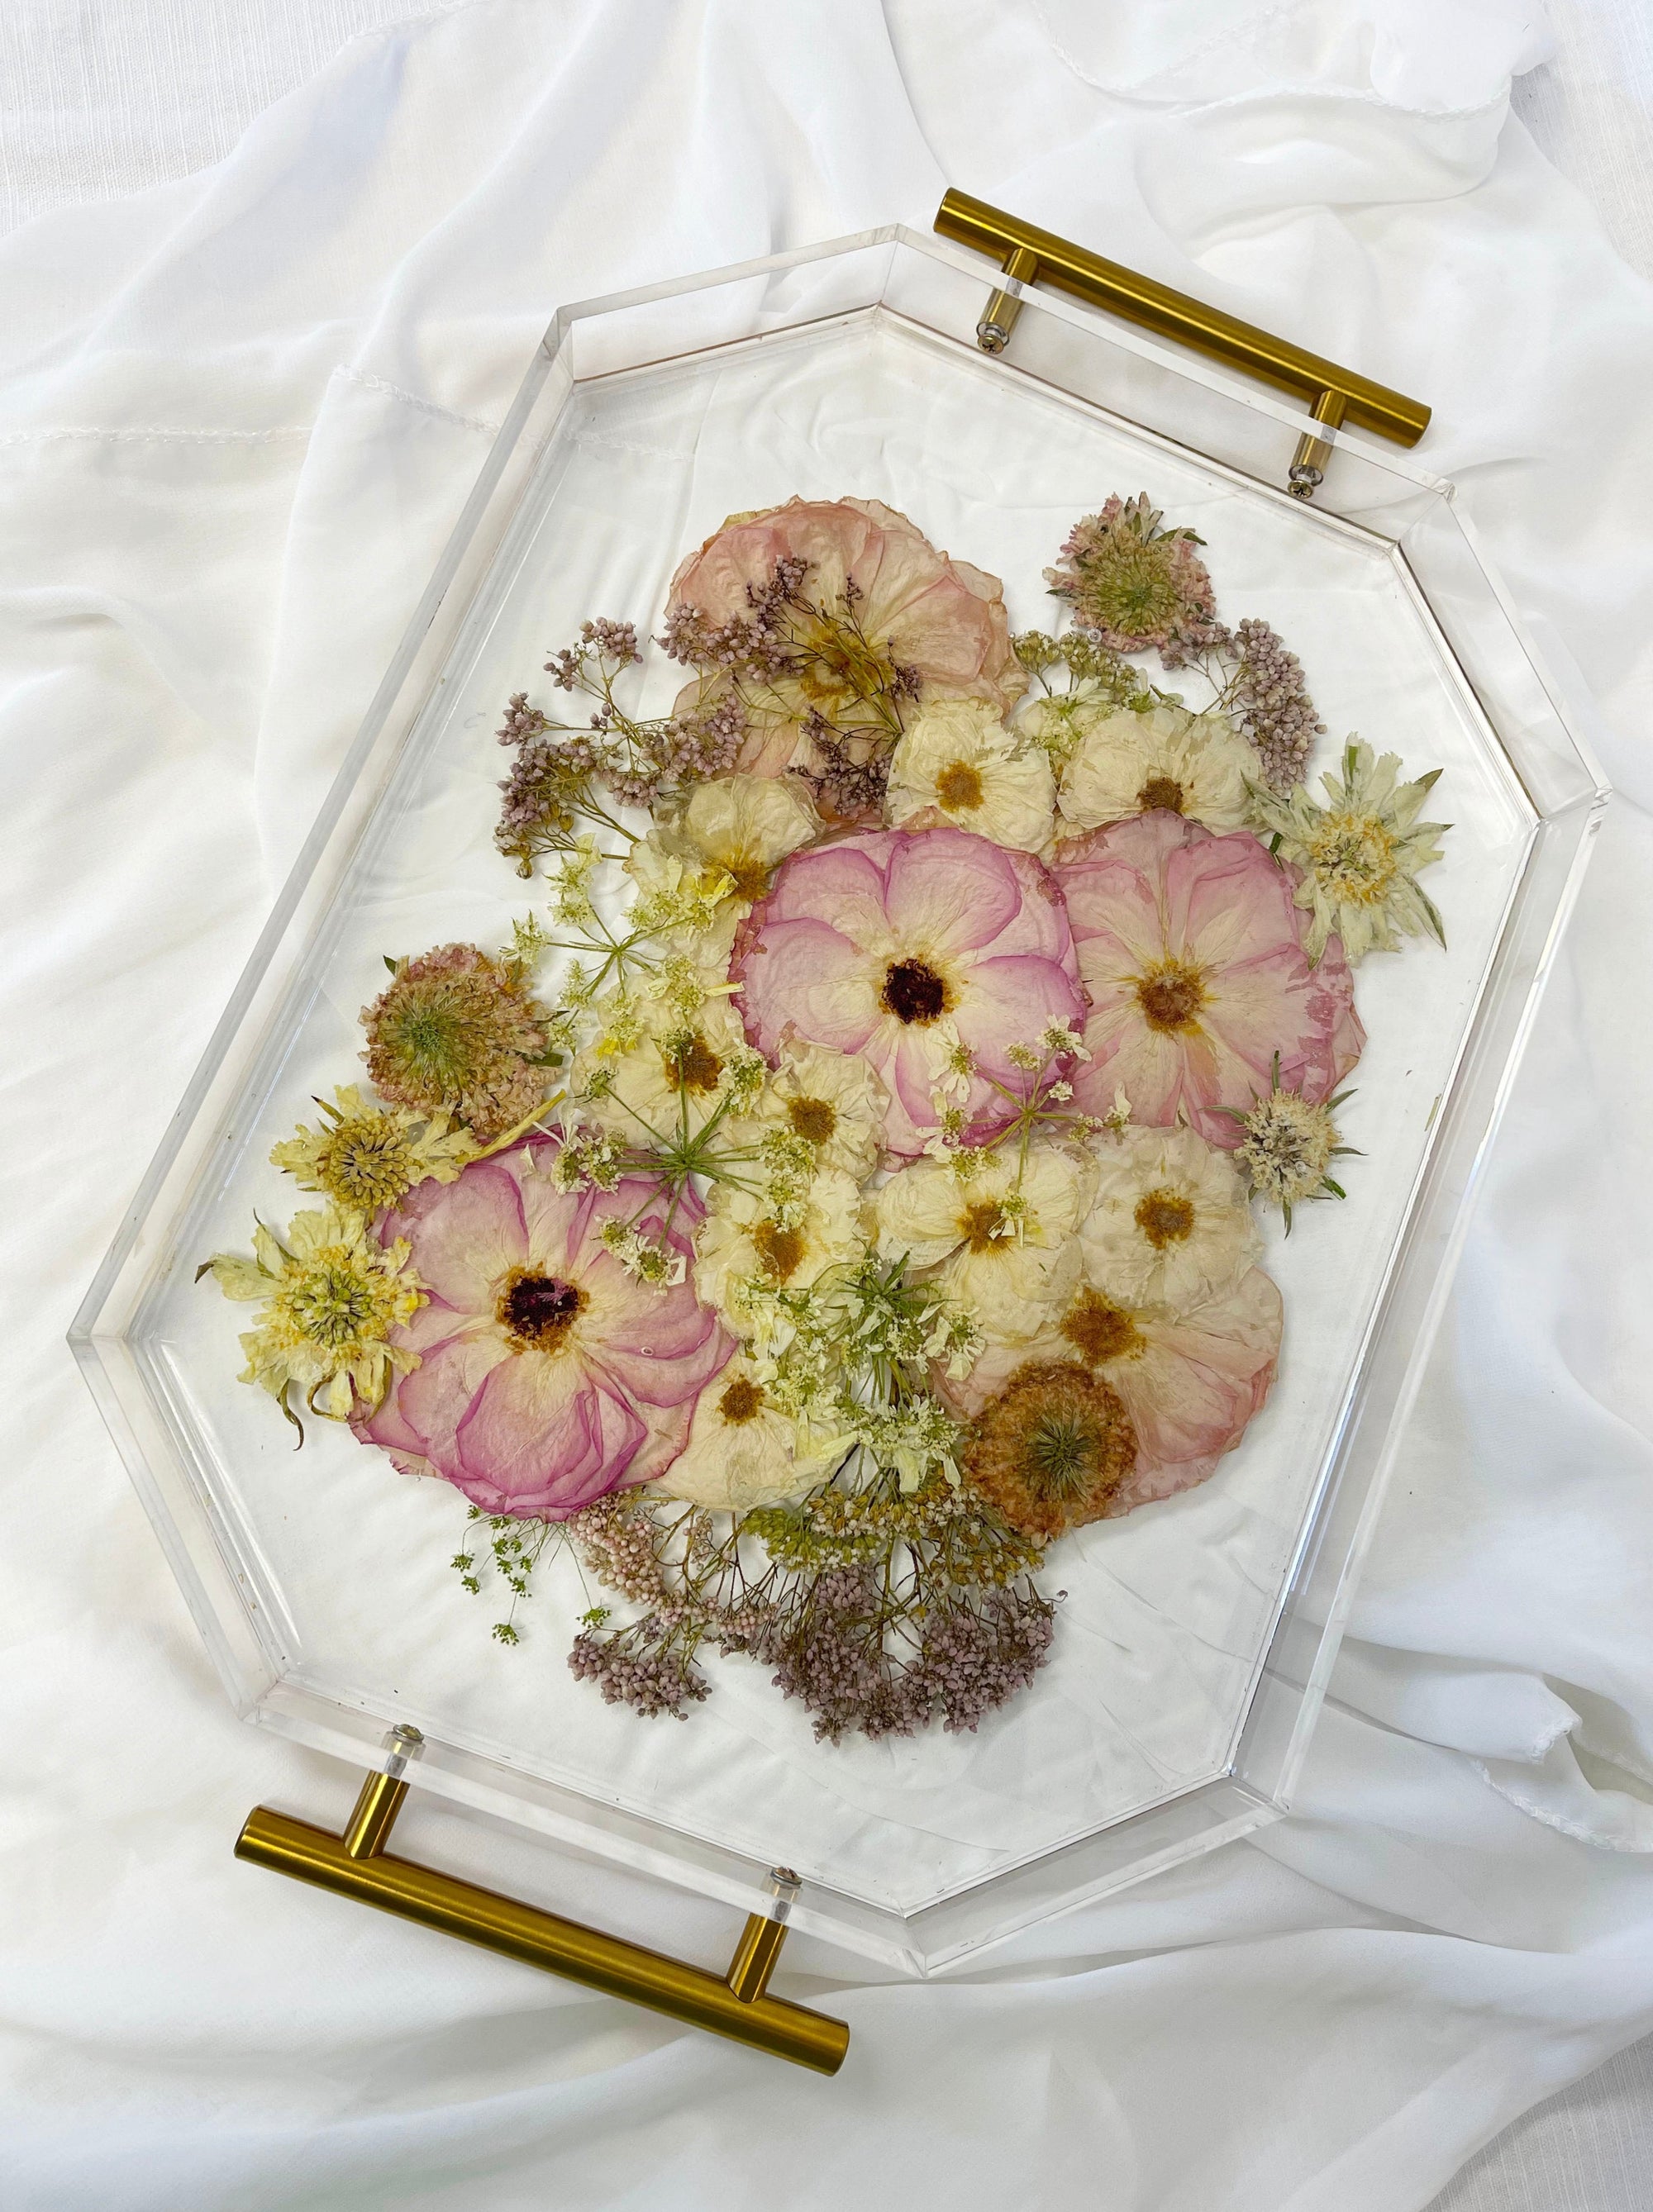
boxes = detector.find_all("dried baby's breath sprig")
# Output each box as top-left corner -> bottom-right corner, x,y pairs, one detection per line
449,1505 -> 564,1646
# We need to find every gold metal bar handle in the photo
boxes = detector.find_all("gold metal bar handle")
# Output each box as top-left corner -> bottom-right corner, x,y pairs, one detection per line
933,188 -> 1429,462
236,1741 -> 848,2076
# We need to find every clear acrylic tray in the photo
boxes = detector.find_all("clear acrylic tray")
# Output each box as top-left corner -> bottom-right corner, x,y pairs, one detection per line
70,221 -> 1606,1975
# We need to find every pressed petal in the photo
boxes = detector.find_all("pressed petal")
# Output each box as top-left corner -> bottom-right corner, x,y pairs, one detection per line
735,916 -> 882,1057
454,1354 -> 642,1516
883,825 -> 1022,955
382,1157 -> 526,1311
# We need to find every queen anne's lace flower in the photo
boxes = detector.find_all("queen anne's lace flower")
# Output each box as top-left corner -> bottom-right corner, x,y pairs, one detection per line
1081,1125 -> 1260,1308
886,696 -> 1055,854
1056,703 -> 1256,838
203,1204 -> 426,1422
1250,740 -> 1448,963
874,1141 -> 1093,1348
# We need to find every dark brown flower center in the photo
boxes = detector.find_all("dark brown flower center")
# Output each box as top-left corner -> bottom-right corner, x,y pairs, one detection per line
1060,1291 -> 1141,1364
1136,775 -> 1185,814
665,1032 -> 724,1093
1135,1188 -> 1195,1248
718,1377 -> 765,1425
881,958 -> 950,1025
936,760 -> 985,811
788,1096 -> 837,1145
752,1220 -> 806,1282
498,1269 -> 585,1349
1135,960 -> 1206,1034
961,1199 -> 1008,1253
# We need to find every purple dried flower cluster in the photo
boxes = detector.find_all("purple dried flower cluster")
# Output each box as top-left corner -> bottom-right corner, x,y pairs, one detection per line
562,1478 -> 1055,1740
798,711 -> 890,820
1225,616 -> 1326,792
660,555 -> 810,678
548,619 -> 641,689
603,696 -> 747,810
568,1626 -> 710,1717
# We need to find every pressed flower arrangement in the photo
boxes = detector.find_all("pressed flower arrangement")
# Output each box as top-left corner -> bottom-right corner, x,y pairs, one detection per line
203,492 -> 1451,1743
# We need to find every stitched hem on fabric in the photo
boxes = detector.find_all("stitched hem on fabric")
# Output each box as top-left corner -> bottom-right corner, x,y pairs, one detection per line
333,363 -> 501,436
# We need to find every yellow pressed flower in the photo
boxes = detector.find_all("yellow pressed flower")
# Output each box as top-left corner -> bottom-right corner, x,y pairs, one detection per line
200,1204 -> 426,1427
1250,740 -> 1448,963
270,1086 -> 480,1211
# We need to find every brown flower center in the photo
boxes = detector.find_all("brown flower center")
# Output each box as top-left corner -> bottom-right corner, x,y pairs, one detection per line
936,760 -> 985,811
752,1220 -> 807,1282
498,1269 -> 585,1351
960,1199 -> 1008,1253
787,1095 -> 837,1145
1135,960 -> 1207,1034
1060,1290 -> 1141,1364
881,958 -> 950,1025
665,1032 -> 724,1093
718,1377 -> 765,1425
1136,775 -> 1185,814
725,854 -> 771,901
1135,1188 -> 1195,1248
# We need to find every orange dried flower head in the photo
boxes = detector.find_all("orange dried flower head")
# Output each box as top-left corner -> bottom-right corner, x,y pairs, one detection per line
962,1362 -> 1137,1542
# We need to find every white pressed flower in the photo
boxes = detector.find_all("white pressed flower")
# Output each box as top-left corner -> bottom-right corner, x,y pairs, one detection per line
886,696 -> 1055,854
653,1358 -> 836,1511
574,987 -> 749,1145
1057,702 -> 1256,836
693,1168 -> 867,1335
1249,740 -> 1448,963
873,1140 -> 1093,1348
664,771 -> 822,902
728,1039 -> 887,1181
1080,1124 -> 1259,1307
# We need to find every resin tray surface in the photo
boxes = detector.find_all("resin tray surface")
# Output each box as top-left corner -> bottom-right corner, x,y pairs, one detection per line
73,230 -> 1604,1972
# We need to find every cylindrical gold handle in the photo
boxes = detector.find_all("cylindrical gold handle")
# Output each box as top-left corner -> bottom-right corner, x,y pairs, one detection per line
236,1788 -> 848,2075
933,188 -> 1429,451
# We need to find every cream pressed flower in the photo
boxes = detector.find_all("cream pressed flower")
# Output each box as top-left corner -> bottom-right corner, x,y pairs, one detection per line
1057,703 -> 1256,837
1250,740 -> 1448,963
693,1168 -> 868,1335
663,772 -> 822,902
653,1358 -> 836,1511
730,1039 -> 888,1181
1081,1124 -> 1259,1307
574,988 -> 751,1147
270,1086 -> 479,1212
874,1141 -> 1093,1348
1235,1073 -> 1352,1225
886,697 -> 1055,854
202,1204 -> 426,1423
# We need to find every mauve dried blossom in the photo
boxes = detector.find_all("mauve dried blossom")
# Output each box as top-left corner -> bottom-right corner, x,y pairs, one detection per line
360,944 -> 551,1143
1226,617 -> 1325,791
567,1628 -> 710,1717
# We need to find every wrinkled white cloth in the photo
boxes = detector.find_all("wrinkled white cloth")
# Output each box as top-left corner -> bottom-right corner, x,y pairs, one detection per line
3,4 -> 1653,2210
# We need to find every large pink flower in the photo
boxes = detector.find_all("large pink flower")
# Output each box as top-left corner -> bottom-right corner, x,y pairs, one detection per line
668,496 -> 1024,780
1053,812 -> 1363,1146
353,1137 -> 732,1518
939,1268 -> 1283,1517
732,825 -> 1086,1158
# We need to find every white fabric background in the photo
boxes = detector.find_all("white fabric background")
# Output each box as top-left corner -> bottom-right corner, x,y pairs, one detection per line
3,5 -> 1653,2210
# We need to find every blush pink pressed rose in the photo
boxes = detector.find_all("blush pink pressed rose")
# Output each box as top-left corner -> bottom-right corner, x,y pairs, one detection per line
939,1268 -> 1283,1518
731,825 -> 1086,1158
353,1137 -> 733,1518
1053,811 -> 1363,1147
668,497 -> 1024,781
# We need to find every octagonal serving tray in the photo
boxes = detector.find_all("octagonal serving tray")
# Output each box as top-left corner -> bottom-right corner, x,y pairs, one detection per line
71,208 -> 1607,1979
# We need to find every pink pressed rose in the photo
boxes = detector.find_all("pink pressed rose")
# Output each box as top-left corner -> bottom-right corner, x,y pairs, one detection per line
940,1268 -> 1283,1517
667,496 -> 1023,781
731,825 -> 1086,1158
354,1137 -> 732,1518
1053,812 -> 1363,1146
